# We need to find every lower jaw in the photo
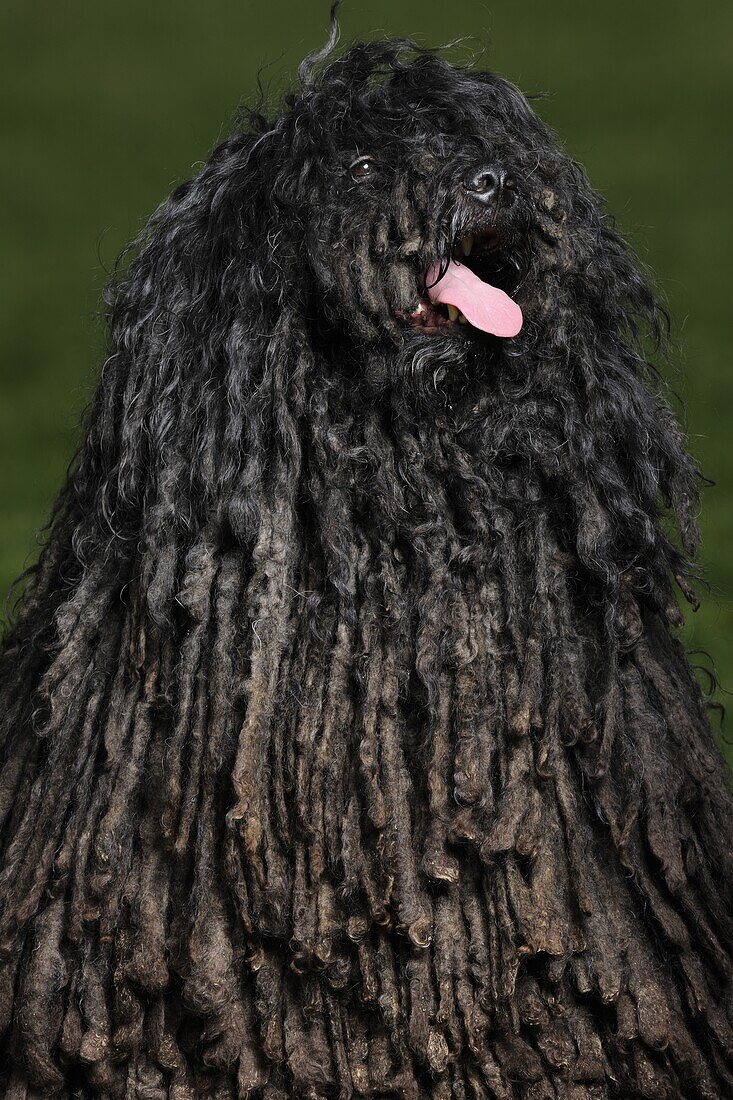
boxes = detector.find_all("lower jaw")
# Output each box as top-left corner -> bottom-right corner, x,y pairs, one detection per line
397,301 -> 471,335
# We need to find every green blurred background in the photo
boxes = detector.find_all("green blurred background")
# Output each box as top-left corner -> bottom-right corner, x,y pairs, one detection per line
2,2 -> 732,748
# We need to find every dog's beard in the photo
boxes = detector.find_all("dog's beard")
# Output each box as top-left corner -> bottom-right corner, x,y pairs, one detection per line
316,230 -> 534,408
332,261 -> 529,413
392,328 -> 501,410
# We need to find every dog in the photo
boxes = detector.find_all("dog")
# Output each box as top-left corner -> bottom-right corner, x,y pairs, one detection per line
1,14 -> 732,1099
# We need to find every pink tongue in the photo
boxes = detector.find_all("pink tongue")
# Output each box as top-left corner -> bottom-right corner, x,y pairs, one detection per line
426,261 -> 523,338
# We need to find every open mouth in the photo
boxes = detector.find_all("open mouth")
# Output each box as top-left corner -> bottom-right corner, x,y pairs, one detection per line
401,229 -> 523,338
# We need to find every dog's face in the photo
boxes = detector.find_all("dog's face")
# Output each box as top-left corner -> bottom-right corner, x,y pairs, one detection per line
247,41 -> 591,385
149,38 -> 654,410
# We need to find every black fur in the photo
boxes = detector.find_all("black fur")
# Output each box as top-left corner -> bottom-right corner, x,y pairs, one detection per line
1,15 -> 732,1099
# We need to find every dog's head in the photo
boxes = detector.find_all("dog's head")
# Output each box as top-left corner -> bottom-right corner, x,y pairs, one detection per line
185,27 -> 659,402
271,38 -> 545,344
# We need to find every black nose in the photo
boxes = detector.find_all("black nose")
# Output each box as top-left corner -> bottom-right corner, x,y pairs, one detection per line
462,166 -> 515,205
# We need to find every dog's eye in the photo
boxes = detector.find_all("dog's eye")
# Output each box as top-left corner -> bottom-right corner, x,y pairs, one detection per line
350,157 -> 379,181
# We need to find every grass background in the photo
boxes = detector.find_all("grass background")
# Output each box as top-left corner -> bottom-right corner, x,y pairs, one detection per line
1,1 -> 732,751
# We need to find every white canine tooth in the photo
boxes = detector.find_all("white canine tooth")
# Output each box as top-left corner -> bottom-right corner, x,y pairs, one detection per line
458,312 -> 468,323
461,234 -> 474,257
447,304 -> 459,322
